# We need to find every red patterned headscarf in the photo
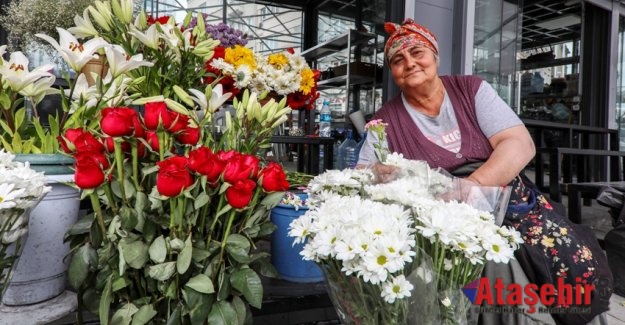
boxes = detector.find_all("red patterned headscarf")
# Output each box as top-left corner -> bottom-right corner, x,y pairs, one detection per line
384,18 -> 438,62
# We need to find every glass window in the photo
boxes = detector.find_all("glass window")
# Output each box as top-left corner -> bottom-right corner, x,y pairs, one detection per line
473,0 -> 581,124
617,16 -> 625,150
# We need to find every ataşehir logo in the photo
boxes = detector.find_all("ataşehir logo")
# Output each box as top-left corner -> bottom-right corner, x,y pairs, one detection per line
462,277 -> 594,314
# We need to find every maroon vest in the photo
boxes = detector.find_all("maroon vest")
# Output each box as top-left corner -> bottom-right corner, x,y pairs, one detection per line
374,75 -> 493,171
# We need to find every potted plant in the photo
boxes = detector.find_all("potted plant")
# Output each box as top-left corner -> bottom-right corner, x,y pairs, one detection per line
30,1 -> 303,323
0,150 -> 51,300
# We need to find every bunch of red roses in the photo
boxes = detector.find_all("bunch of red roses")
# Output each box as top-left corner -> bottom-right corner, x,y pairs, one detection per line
60,101 -> 289,212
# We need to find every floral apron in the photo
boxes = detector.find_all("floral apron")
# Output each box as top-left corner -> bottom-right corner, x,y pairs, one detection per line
503,175 -> 613,325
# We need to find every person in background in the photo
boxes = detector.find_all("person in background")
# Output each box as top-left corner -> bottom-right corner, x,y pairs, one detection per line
357,18 -> 611,325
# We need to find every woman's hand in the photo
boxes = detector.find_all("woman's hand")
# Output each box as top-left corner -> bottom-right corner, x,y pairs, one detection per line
357,163 -> 400,184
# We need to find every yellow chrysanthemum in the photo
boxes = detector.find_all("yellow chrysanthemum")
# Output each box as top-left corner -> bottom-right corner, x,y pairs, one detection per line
225,45 -> 256,70
268,53 -> 289,68
299,68 -> 315,94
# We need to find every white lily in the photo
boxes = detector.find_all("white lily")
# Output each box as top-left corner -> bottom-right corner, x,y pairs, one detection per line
104,45 -> 154,77
19,75 -> 57,101
209,84 -> 232,112
65,74 -> 97,113
0,45 -> 6,60
88,0 -> 114,32
36,28 -> 108,72
111,0 -> 133,24
128,24 -> 160,50
0,52 -> 55,92
68,8 -> 100,39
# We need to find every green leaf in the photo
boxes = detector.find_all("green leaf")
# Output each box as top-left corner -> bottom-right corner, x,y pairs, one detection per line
111,276 -> 130,292
232,296 -> 251,325
230,268 -> 263,309
111,302 -> 138,325
216,205 -> 232,219
260,191 -> 285,208
65,214 -> 95,238
99,275 -> 113,325
207,301 -> 238,325
148,235 -> 167,263
177,235 -> 193,274
49,112 -> 60,137
120,206 -> 139,231
183,287 -> 211,325
193,192 -> 210,210
225,234 -> 251,263
0,119 -> 13,136
0,92 -> 11,109
165,305 -> 182,325
191,247 -> 210,263
142,164 -> 160,175
14,108 -> 25,130
68,244 -> 97,290
185,274 -> 215,294
131,304 -> 157,325
148,262 -> 176,281
120,239 -> 149,269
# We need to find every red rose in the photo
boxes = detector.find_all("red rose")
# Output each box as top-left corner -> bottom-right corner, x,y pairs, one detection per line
226,179 -> 257,209
103,137 -> 131,153
101,107 -> 137,137
223,155 -> 256,183
59,128 -> 104,153
156,156 -> 193,197
132,115 -> 145,138
58,128 -> 84,153
144,102 -> 172,130
260,162 -> 290,192
217,150 -> 240,161
176,127 -> 200,145
74,151 -> 109,189
188,147 -> 225,183
74,133 -> 105,153
145,131 -> 160,151
241,154 -> 260,178
147,15 -> 171,25
168,112 -> 189,133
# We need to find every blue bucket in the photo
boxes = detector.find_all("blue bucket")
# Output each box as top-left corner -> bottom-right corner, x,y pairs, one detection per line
270,193 -> 324,283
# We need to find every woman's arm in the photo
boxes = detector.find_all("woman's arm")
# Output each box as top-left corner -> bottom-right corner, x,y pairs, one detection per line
466,125 -> 535,186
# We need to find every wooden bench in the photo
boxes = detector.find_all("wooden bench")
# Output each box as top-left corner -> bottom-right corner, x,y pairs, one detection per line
561,181 -> 625,224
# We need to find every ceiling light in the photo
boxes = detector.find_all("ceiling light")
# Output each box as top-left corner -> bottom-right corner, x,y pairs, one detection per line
534,14 -> 581,30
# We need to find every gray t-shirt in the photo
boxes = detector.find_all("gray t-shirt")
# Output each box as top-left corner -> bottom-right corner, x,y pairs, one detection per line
358,80 -> 522,165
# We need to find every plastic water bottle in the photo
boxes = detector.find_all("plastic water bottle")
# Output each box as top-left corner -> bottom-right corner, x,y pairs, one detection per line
337,130 -> 358,169
319,100 -> 332,138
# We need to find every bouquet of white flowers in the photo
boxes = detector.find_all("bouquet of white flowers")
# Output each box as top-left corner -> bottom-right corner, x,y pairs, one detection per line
289,153 -> 522,324
0,150 -> 51,296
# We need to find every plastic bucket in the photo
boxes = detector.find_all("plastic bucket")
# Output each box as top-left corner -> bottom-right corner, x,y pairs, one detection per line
270,194 -> 323,283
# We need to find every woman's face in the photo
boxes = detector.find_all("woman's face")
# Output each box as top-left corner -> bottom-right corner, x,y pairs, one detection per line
388,46 -> 438,90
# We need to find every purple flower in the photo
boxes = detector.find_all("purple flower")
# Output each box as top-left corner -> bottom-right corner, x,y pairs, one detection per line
189,15 -> 248,48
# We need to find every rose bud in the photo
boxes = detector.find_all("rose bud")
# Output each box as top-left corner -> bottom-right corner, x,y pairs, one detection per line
156,156 -> 193,197
260,162 -> 290,192
226,179 -> 257,209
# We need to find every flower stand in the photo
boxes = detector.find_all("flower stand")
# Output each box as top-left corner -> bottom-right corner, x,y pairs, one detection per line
0,154 -> 79,323
270,193 -> 324,283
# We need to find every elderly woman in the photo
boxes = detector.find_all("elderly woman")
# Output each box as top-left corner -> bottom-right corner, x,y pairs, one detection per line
358,18 -> 611,325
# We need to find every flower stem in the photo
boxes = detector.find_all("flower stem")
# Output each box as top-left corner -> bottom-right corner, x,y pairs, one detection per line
219,209 -> 237,260
113,139 -> 128,205
90,192 -> 108,244
131,142 -> 141,191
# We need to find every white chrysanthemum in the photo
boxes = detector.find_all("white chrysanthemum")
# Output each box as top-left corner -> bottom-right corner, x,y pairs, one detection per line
233,65 -> 252,88
210,58 -> 235,75
0,183 -> 24,209
288,212 -> 314,245
381,275 -> 414,304
483,235 -> 515,263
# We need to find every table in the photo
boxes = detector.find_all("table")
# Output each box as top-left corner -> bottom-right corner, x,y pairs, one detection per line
534,147 -> 625,202
270,135 -> 335,175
